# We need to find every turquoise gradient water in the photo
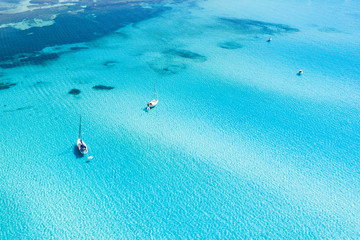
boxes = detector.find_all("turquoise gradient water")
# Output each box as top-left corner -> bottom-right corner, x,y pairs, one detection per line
1,0 -> 360,238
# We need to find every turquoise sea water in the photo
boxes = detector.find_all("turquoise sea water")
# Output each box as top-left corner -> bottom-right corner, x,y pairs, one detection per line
1,0 -> 360,238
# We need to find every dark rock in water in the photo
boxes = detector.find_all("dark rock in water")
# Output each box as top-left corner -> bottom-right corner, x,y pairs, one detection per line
218,17 -> 299,35
115,32 -> 129,39
20,53 -> 59,64
2,0 -> 21,3
16,106 -> 32,111
148,62 -> 186,75
30,0 -> 58,3
0,63 -> 18,69
166,49 -> 207,62
1,53 -> 59,69
318,27 -> 341,33
34,81 -> 48,86
69,88 -> 81,95
70,47 -> 89,51
218,41 -> 243,49
0,82 -> 16,90
103,61 -> 117,67
3,105 -> 32,113
92,85 -> 114,90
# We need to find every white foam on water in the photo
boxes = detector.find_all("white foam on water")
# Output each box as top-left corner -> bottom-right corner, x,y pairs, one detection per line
0,17 -> 56,30
0,0 -> 77,14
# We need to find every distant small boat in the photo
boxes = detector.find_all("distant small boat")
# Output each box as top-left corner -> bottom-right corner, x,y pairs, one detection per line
267,37 -> 272,42
147,99 -> 159,110
147,84 -> 159,110
77,115 -> 88,154
298,69 -> 303,75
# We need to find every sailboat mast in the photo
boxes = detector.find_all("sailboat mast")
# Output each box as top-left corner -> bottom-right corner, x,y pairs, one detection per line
78,115 -> 82,139
154,83 -> 157,100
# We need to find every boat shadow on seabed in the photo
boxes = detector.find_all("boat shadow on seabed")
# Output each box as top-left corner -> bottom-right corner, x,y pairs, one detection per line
73,145 -> 91,163
73,145 -> 85,158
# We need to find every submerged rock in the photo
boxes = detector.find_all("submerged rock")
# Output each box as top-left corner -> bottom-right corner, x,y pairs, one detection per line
103,61 -> 117,67
148,62 -> 186,75
68,88 -> 81,95
0,82 -> 16,90
3,105 -> 32,113
92,85 -> 114,90
218,41 -> 243,49
165,49 -> 207,62
19,53 -> 59,64
318,27 -> 341,33
218,17 -> 299,35
70,47 -> 89,51
0,53 -> 59,69
115,32 -> 129,39
16,106 -> 32,111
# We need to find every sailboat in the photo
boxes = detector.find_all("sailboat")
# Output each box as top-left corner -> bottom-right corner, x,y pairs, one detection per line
147,83 -> 159,110
77,115 -> 88,154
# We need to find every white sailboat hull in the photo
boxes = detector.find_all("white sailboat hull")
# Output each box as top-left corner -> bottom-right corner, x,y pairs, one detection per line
77,138 -> 88,154
147,99 -> 159,109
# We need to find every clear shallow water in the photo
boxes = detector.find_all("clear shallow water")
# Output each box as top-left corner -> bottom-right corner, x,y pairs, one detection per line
1,0 -> 360,238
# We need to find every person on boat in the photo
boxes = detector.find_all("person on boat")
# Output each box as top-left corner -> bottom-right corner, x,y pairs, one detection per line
79,140 -> 86,149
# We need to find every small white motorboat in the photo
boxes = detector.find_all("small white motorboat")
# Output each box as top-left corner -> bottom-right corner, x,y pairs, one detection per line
147,83 -> 159,110
298,69 -> 303,75
147,99 -> 159,110
77,115 -> 88,155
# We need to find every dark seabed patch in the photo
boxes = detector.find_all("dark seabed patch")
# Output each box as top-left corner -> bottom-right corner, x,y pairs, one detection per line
103,61 -> 117,67
92,85 -> 114,90
3,105 -> 32,113
115,32 -> 129,39
33,81 -> 51,86
70,47 -> 89,51
19,53 -> 59,64
148,62 -> 186,75
0,53 -> 59,69
218,17 -> 299,35
69,88 -> 81,95
218,41 -> 243,49
0,82 -> 16,90
2,0 -> 22,3
0,2 -> 170,64
318,27 -> 342,33
165,49 -> 207,62
16,106 -> 32,111
30,0 -> 58,4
